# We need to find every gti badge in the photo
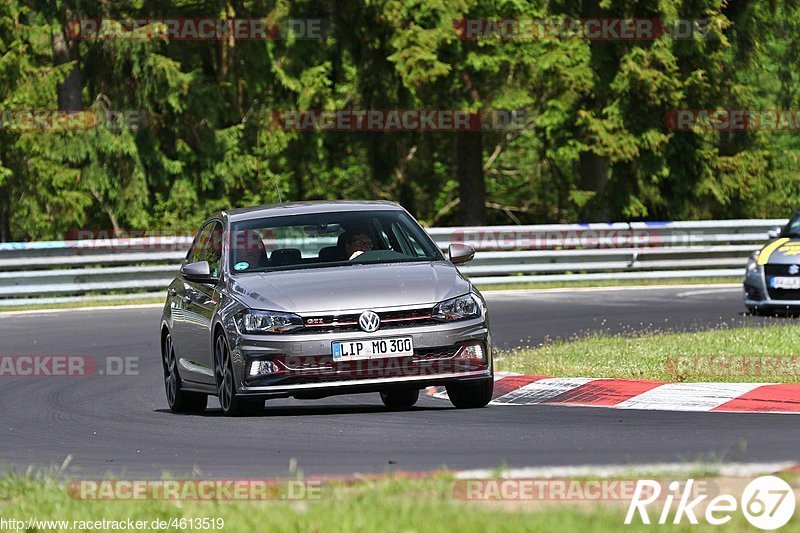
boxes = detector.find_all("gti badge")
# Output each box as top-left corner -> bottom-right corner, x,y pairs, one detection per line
789,264 -> 800,275
358,310 -> 380,332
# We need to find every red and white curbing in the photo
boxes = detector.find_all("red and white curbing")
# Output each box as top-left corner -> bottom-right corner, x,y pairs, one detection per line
428,372 -> 800,414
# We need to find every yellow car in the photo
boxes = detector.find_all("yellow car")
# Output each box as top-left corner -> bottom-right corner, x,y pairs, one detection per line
744,212 -> 800,313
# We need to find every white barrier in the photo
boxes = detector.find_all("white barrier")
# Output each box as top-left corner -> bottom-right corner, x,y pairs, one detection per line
0,219 -> 785,305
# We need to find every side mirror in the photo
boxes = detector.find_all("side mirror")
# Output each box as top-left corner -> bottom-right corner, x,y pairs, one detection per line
767,227 -> 781,239
181,261 -> 216,283
448,244 -> 475,265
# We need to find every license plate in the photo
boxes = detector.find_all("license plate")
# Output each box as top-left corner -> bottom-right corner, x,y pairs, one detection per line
770,276 -> 800,289
332,336 -> 414,361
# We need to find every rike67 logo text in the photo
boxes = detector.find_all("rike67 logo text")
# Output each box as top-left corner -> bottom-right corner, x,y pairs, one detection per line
626,476 -> 796,530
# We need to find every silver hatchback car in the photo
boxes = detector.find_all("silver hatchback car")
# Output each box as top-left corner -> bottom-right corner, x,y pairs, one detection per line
160,201 -> 493,415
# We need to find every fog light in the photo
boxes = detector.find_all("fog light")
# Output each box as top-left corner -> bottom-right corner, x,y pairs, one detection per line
248,360 -> 279,377
460,344 -> 484,360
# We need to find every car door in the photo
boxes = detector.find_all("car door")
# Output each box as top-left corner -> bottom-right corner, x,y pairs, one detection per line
182,220 -> 223,384
170,221 -> 215,381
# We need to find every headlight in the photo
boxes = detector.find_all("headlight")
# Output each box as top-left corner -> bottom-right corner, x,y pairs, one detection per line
237,310 -> 304,334
433,294 -> 481,321
746,251 -> 762,273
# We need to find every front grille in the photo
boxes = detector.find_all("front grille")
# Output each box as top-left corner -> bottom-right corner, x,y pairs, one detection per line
274,346 -> 460,372
298,307 -> 436,333
765,264 -> 800,276
250,344 -> 482,387
412,346 -> 461,361
764,264 -> 800,300
767,288 -> 800,300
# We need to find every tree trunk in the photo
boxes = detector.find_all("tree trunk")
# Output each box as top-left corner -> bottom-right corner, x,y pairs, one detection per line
457,131 -> 486,225
52,11 -> 82,111
576,0 -> 612,222
89,186 -> 122,235
367,137 -> 397,196
578,150 -> 610,221
0,199 -> 9,242
394,145 -> 417,216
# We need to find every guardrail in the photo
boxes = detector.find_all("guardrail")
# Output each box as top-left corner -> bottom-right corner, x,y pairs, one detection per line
0,219 -> 786,306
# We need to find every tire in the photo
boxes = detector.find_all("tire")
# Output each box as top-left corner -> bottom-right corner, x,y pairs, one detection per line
214,332 -> 263,417
162,331 -> 208,414
380,388 -> 419,409
446,378 -> 494,409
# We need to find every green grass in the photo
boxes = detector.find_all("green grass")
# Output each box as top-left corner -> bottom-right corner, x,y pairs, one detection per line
477,276 -> 739,291
0,472 -> 787,532
496,324 -> 800,382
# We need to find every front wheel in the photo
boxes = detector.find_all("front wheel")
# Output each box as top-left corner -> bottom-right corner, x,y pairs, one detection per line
163,331 -> 208,414
214,333 -> 263,417
446,378 -> 493,409
380,388 -> 419,410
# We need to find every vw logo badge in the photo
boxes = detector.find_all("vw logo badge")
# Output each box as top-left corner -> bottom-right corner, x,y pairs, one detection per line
790,264 -> 800,275
358,310 -> 380,332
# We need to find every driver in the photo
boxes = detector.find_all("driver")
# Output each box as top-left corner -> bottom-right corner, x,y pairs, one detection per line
342,229 -> 374,260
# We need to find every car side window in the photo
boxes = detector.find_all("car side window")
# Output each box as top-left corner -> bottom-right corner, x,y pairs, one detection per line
187,223 -> 214,264
389,221 -> 426,257
204,222 -> 223,278
783,213 -> 800,237
373,220 -> 402,253
375,227 -> 392,251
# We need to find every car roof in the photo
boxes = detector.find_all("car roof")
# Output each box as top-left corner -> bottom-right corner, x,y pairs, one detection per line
225,200 -> 404,222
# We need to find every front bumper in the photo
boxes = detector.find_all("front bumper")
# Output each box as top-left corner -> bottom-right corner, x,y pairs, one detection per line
744,269 -> 800,309
229,317 -> 492,398
240,369 -> 491,399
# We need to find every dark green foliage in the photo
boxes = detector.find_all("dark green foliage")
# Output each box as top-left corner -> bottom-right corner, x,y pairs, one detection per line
1,0 -> 799,240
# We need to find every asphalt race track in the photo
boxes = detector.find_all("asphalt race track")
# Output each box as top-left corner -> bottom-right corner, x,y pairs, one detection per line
1,285 -> 798,478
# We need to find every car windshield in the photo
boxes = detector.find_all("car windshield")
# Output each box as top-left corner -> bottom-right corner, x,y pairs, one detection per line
229,210 -> 442,273
781,213 -> 800,238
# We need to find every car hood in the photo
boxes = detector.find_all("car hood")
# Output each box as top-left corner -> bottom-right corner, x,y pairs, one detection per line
227,261 -> 470,313
760,238 -> 800,265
